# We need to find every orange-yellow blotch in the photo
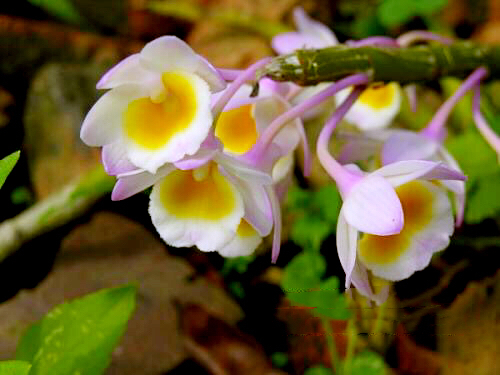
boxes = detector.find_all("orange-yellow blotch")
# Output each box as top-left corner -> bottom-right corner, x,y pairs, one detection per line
237,219 -> 257,238
159,163 -> 237,220
359,181 -> 434,265
215,104 -> 258,154
359,83 -> 398,110
124,72 -> 197,149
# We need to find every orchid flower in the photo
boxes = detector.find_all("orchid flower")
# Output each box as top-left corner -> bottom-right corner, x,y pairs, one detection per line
338,67 -> 496,227
272,7 -> 402,128
80,36 -> 226,174
317,88 -> 467,304
108,72 -> 308,258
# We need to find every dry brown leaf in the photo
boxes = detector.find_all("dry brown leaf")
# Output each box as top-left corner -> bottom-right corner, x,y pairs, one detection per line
180,303 -> 288,375
0,212 -> 242,374
436,271 -> 500,375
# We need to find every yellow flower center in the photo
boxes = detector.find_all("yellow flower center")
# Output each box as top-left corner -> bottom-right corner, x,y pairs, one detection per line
123,71 -> 197,149
358,181 -> 434,265
215,104 -> 258,154
158,163 -> 237,220
358,83 -> 398,110
237,219 -> 257,238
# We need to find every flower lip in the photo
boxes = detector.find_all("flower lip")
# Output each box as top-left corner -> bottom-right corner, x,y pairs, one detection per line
148,162 -> 245,252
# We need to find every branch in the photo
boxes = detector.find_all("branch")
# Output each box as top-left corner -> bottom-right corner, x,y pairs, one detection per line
0,165 -> 114,262
260,42 -> 500,85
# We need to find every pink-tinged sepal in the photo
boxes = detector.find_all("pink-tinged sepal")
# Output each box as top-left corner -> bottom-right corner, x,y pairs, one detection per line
111,164 -> 174,201
374,160 -> 466,187
272,7 -> 338,54
381,130 -> 439,165
342,174 -> 404,235
336,210 -> 359,288
102,142 -> 136,175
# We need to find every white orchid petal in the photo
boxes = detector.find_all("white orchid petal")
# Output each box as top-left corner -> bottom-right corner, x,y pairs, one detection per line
336,83 -> 402,131
215,153 -> 273,184
96,54 -> 157,89
140,36 -> 199,74
350,261 -> 389,305
343,174 -> 404,235
359,181 -> 453,281
80,85 -> 146,146
195,55 -> 227,92
228,174 -> 273,236
148,164 -> 244,251
266,185 -> 282,263
124,72 -> 212,173
336,210 -> 359,288
271,32 -> 322,54
218,220 -> 262,257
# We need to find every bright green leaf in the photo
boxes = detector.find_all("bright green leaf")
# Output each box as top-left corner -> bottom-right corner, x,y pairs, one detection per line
0,361 -> 32,375
465,173 -> 500,224
221,254 -> 256,275
413,0 -> 448,14
304,365 -> 335,375
350,350 -> 388,375
446,130 -> 499,180
377,0 -> 415,27
310,277 -> 352,320
282,252 -> 325,306
16,285 -> 137,375
286,185 -> 313,210
290,215 -> 332,252
313,185 -> 342,225
0,151 -> 20,190
28,0 -> 84,25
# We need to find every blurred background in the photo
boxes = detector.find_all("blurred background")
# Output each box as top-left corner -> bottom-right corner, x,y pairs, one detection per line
0,1 -> 499,374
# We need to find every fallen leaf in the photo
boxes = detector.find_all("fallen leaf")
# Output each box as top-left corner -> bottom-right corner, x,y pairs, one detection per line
0,212 -> 242,374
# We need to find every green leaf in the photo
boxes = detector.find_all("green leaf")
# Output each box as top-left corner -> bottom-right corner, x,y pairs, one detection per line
290,215 -> 331,252
304,365 -> 335,375
286,185 -> 313,211
377,0 -> 415,27
221,254 -> 256,275
465,173 -> 500,224
16,285 -> 137,375
350,350 -> 388,375
446,130 -> 499,180
413,0 -> 448,14
0,151 -> 20,189
282,254 -> 351,319
312,185 -> 342,225
27,0 -> 84,25
0,361 -> 32,375
270,352 -> 289,368
310,277 -> 352,320
282,252 -> 326,307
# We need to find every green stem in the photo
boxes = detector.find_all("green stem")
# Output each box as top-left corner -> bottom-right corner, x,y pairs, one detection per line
0,164 -> 114,262
343,319 -> 357,375
372,300 -> 387,338
260,42 -> 500,85
321,317 -> 341,374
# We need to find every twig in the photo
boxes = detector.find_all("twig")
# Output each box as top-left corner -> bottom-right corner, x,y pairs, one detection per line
0,165 -> 114,262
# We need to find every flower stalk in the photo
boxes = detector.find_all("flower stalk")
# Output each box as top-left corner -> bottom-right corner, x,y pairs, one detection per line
259,42 -> 500,85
